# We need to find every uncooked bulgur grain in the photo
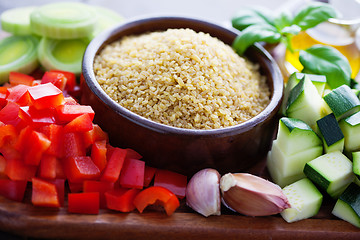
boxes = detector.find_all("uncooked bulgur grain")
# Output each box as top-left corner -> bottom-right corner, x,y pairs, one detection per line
94,28 -> 270,130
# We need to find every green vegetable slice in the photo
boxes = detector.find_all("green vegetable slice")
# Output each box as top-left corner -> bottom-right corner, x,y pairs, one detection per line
89,6 -> 124,39
1,6 -> 36,35
30,2 -> 97,39
37,37 -> 89,74
0,35 -> 39,83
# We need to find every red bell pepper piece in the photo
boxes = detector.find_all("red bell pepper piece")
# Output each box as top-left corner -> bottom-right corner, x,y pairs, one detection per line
144,166 -> 156,187
50,70 -> 76,92
68,192 -> 99,214
91,140 -> 107,172
118,158 -> 145,189
62,132 -> 86,159
9,72 -> 34,86
154,169 -> 187,199
19,106 -> 57,127
63,113 -> 93,133
64,156 -> 100,183
68,181 -> 83,193
38,155 -> 57,179
105,188 -> 141,212
100,148 -> 126,183
56,105 -> 94,123
0,179 -> 27,202
133,186 -> 180,216
5,157 -> 37,181
28,83 -> 64,110
6,84 -> 31,106
0,101 -> 23,127
39,124 -> 64,158
0,155 -> 6,179
0,87 -> 8,108
83,124 -> 108,148
83,180 -> 114,208
31,177 -> 60,208
0,124 -> 18,148
41,71 -> 67,91
125,148 -> 143,160
48,178 -> 65,207
63,96 -> 78,105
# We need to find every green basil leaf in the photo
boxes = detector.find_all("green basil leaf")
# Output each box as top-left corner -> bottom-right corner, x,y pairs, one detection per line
281,25 -> 301,35
232,7 -> 275,31
299,45 -> 351,89
292,2 -> 337,31
232,24 -> 281,55
273,11 -> 292,30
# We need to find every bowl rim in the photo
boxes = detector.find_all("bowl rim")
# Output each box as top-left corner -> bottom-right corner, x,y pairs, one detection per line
82,15 -> 283,137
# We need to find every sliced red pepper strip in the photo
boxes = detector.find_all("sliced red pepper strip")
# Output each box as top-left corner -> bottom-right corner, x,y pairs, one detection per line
0,179 -> 27,202
9,72 -> 34,86
105,188 -> 141,212
91,140 -> 107,172
63,113 -> 93,133
119,158 -> 145,189
143,166 -> 156,187
68,192 -> 99,214
28,83 -> 64,110
153,169 -> 187,199
100,148 -> 126,183
133,186 -> 180,216
83,180 -> 114,209
31,177 -> 60,208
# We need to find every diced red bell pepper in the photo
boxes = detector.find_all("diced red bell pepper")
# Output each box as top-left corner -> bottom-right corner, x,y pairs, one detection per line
83,124 -> 108,148
55,158 -> 66,179
0,101 -> 23,127
6,84 -> 30,105
154,169 -> 187,199
144,166 -> 156,187
50,70 -> 76,92
63,96 -> 78,105
19,106 -> 57,127
41,71 -> 67,91
133,186 -> 180,216
0,124 -> 18,148
118,158 -> 145,189
83,180 -> 114,208
9,72 -> 34,86
48,178 -> 65,206
38,155 -> 57,179
68,181 -> 83,193
31,177 -> 60,207
100,148 -> 126,183
68,192 -> 99,214
91,140 -> 107,172
64,156 -> 100,183
105,188 -> 140,212
63,113 -> 93,133
0,87 -> 8,108
39,124 -> 64,158
0,155 -> 6,179
0,179 -> 27,202
62,132 -> 86,159
5,157 -> 37,181
28,83 -> 64,110
125,148 -> 143,160
56,105 -> 94,123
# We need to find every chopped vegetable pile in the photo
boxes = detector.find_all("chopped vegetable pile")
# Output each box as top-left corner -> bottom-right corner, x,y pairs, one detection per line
0,70 -> 187,215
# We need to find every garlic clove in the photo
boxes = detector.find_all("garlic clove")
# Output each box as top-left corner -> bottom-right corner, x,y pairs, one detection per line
186,168 -> 221,217
220,173 -> 291,217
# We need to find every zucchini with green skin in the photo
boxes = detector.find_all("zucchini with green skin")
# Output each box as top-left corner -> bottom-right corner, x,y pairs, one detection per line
323,84 -> 360,120
304,151 -> 355,199
316,113 -> 344,153
332,182 -> 360,228
339,111 -> 360,153
281,178 -> 323,223
352,151 -> 360,180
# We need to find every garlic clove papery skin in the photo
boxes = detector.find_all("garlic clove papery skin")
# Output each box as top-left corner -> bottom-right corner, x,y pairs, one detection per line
186,168 -> 221,217
220,173 -> 291,217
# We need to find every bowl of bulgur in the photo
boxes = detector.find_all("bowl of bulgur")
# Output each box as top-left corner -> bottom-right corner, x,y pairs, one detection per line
81,16 -> 283,176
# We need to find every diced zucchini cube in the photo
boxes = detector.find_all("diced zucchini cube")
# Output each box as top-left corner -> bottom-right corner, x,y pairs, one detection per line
352,151 -> 360,180
332,183 -> 360,228
304,151 -> 355,199
339,111 -> 360,153
281,178 -> 323,223
316,113 -> 344,153
323,85 -> 360,120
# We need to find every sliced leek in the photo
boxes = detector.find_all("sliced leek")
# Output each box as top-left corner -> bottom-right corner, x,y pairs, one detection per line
89,6 -> 124,39
0,35 -> 39,83
1,6 -> 36,35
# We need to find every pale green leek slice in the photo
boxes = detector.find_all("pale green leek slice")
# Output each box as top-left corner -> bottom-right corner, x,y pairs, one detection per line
89,6 -> 124,39
30,2 -> 97,39
1,6 -> 36,35
0,35 -> 39,83
37,37 -> 89,74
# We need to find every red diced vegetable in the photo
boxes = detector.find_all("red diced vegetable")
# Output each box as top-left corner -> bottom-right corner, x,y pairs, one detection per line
64,156 -> 100,183
50,70 -> 76,92
83,180 -> 114,208
5,157 -> 37,181
119,158 -> 145,189
62,132 -> 86,159
31,177 -> 60,208
125,148 -> 143,160
133,186 -> 180,216
100,148 -> 126,183
0,155 -> 6,179
64,113 -> 93,132
63,96 -> 78,105
144,166 -> 156,187
28,83 -> 64,110
91,140 -> 107,172
49,178 -> 65,207
83,124 -> 108,148
68,192 -> 99,214
38,155 -> 57,179
0,124 -> 18,148
41,71 -> 67,91
19,106 -> 56,127
68,181 -> 83,193
154,169 -> 187,199
0,179 -> 27,202
6,84 -> 30,105
23,130 -> 51,166
0,101 -> 22,127
56,105 -> 94,123
39,124 -> 64,158
105,188 -> 140,212
9,72 -> 34,86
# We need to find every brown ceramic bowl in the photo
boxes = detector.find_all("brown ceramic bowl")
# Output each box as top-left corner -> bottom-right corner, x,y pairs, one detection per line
81,16 -> 283,176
